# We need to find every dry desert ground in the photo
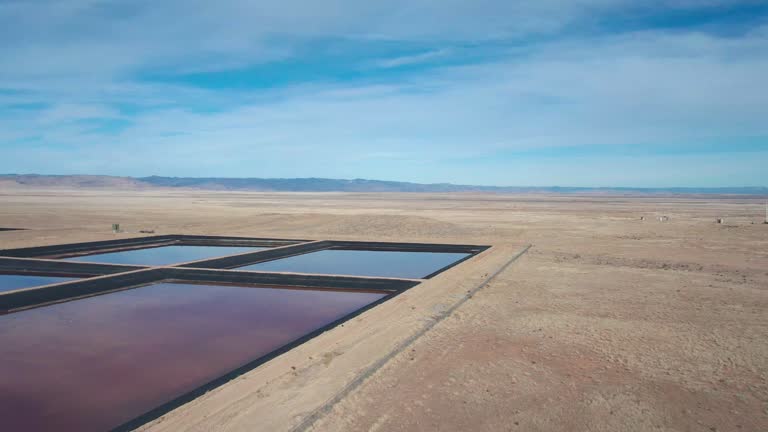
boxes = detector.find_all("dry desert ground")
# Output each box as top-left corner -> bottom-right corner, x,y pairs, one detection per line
1,188 -> 767,432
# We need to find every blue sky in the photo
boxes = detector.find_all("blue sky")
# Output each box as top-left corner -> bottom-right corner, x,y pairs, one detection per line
1,0 -> 767,187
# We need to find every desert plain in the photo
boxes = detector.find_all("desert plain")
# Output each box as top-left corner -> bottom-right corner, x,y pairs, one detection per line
0,188 -> 766,432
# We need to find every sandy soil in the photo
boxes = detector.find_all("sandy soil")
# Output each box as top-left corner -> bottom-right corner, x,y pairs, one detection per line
1,188 -> 766,431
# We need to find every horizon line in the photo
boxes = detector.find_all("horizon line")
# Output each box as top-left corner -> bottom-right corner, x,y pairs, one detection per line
2,173 -> 766,191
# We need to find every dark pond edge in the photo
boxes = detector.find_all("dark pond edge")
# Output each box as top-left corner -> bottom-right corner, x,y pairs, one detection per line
0,234 -> 308,258
180,239 -> 490,279
0,266 -> 417,313
0,256 -> 146,277
0,263 -> 418,432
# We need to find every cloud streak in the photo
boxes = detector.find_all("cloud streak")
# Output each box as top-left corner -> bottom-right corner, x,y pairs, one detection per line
374,49 -> 453,68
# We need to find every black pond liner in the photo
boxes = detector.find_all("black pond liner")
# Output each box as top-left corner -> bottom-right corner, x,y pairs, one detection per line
0,272 -> 80,293
64,244 -> 268,266
0,281 -> 392,431
0,267 -> 417,432
0,235 -> 489,432
179,239 -> 489,280
236,249 -> 473,279
0,234 -> 306,259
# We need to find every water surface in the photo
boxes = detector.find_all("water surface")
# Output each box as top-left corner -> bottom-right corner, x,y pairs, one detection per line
236,249 -> 471,279
0,274 -> 76,293
0,282 -> 385,432
65,245 -> 263,266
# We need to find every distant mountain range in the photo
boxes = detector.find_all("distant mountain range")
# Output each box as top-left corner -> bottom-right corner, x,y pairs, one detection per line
1,174 -> 766,195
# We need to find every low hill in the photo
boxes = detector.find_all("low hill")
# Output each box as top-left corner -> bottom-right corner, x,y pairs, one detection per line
0,174 -> 150,189
1,174 -> 766,195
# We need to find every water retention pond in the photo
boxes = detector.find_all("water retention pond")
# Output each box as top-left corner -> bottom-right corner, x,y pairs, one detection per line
0,235 -> 487,431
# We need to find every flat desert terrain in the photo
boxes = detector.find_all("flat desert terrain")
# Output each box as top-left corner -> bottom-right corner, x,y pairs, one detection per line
1,189 -> 767,432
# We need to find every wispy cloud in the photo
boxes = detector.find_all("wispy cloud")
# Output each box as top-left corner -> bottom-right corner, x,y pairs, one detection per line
374,49 -> 453,68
